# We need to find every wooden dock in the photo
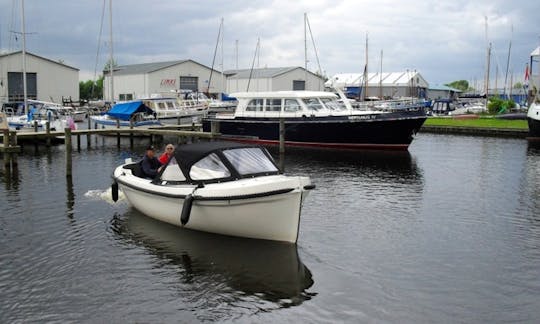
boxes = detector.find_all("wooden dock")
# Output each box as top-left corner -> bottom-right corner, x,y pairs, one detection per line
1,124 -> 221,170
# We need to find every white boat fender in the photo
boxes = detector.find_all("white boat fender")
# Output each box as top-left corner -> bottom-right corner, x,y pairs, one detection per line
180,194 -> 194,225
111,181 -> 119,202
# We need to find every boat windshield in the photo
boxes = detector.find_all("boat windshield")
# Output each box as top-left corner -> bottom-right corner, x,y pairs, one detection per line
190,153 -> 231,180
320,97 -> 347,111
223,148 -> 278,176
302,98 -> 324,111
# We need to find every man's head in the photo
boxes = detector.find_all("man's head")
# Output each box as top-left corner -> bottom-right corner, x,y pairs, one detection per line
146,145 -> 156,157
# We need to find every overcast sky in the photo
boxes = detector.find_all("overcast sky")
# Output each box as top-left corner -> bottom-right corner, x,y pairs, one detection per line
1,0 -> 539,88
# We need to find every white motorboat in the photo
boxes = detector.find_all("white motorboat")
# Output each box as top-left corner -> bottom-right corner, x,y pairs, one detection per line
112,141 -> 314,243
90,100 -> 161,129
140,95 -> 208,124
527,102 -> 540,139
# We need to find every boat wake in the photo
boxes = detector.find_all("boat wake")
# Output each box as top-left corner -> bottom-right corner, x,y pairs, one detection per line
84,187 -> 126,204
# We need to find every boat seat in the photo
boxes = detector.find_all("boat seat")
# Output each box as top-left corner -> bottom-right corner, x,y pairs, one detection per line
123,161 -> 144,178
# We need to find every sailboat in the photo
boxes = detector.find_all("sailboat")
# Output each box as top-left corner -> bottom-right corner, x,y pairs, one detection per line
4,0 -> 73,132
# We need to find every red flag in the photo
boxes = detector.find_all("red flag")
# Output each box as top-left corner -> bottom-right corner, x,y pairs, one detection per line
525,63 -> 530,81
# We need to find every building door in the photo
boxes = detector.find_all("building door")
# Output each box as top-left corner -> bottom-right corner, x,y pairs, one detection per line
8,72 -> 37,101
179,76 -> 198,92
293,80 -> 305,90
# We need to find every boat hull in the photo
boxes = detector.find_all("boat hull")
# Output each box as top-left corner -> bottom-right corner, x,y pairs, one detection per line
203,113 -> 426,150
527,103 -> 540,140
90,115 -> 161,129
114,167 -> 309,243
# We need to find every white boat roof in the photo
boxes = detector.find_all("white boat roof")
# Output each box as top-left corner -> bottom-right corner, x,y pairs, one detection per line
229,91 -> 338,99
531,46 -> 540,57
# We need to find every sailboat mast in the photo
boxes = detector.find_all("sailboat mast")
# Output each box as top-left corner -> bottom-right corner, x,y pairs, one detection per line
363,33 -> 368,101
379,49 -> 383,99
503,25 -> 512,96
21,0 -> 28,114
304,13 -> 308,89
220,17 -> 224,100
109,0 -> 114,103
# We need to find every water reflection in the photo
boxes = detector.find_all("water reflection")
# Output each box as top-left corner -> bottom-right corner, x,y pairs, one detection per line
111,209 -> 315,306
0,166 -> 20,191
274,147 -> 422,182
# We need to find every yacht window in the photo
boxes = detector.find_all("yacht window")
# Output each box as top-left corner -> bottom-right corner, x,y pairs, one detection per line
158,102 -> 166,109
246,99 -> 264,112
321,97 -> 346,111
284,99 -> 301,112
166,102 -> 175,109
302,98 -> 323,111
190,153 -> 231,180
223,148 -> 278,175
265,99 -> 282,112
160,157 -> 186,181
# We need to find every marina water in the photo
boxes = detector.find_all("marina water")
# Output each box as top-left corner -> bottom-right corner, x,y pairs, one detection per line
1,133 -> 539,322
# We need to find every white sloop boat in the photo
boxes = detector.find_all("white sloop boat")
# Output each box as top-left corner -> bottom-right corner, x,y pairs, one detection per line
111,141 -> 315,243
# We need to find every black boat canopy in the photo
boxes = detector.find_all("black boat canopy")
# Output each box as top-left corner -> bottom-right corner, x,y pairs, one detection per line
169,141 -> 280,184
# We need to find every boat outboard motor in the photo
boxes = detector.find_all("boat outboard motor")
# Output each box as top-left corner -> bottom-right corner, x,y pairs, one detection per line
111,181 -> 119,202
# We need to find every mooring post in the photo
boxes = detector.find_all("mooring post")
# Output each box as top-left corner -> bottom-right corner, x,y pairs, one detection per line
46,121 -> 51,147
77,133 -> 81,151
116,119 -> 121,148
65,128 -> 72,177
279,118 -> 285,172
9,131 -> 18,167
34,120 -> 38,132
2,130 -> 10,169
129,119 -> 134,147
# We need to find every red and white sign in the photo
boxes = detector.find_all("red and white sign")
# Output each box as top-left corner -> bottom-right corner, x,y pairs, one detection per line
160,79 -> 176,87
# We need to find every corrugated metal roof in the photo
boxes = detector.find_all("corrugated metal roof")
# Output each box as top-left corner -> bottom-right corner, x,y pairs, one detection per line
0,50 -> 79,70
224,67 -> 301,79
429,84 -> 462,92
108,60 -> 189,75
326,71 -> 426,87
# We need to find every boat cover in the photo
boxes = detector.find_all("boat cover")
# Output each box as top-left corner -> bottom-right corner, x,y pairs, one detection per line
107,101 -> 154,120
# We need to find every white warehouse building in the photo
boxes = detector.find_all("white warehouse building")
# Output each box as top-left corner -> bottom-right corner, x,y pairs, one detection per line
224,67 -> 325,93
0,51 -> 79,104
103,60 -> 224,102
325,71 -> 429,99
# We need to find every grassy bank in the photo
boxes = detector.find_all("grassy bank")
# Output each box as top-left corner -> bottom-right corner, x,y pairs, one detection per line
424,117 -> 528,130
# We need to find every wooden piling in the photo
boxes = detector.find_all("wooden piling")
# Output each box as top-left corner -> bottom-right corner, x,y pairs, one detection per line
65,128 -> 72,177
116,119 -> 121,147
46,121 -> 51,147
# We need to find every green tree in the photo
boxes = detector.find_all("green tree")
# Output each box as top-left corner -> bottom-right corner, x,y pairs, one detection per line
79,76 -> 104,101
445,80 -> 469,92
513,82 -> 523,89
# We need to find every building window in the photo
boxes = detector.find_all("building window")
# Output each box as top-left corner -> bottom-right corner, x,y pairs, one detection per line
180,76 -> 198,91
119,94 -> 133,101
293,80 -> 305,90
